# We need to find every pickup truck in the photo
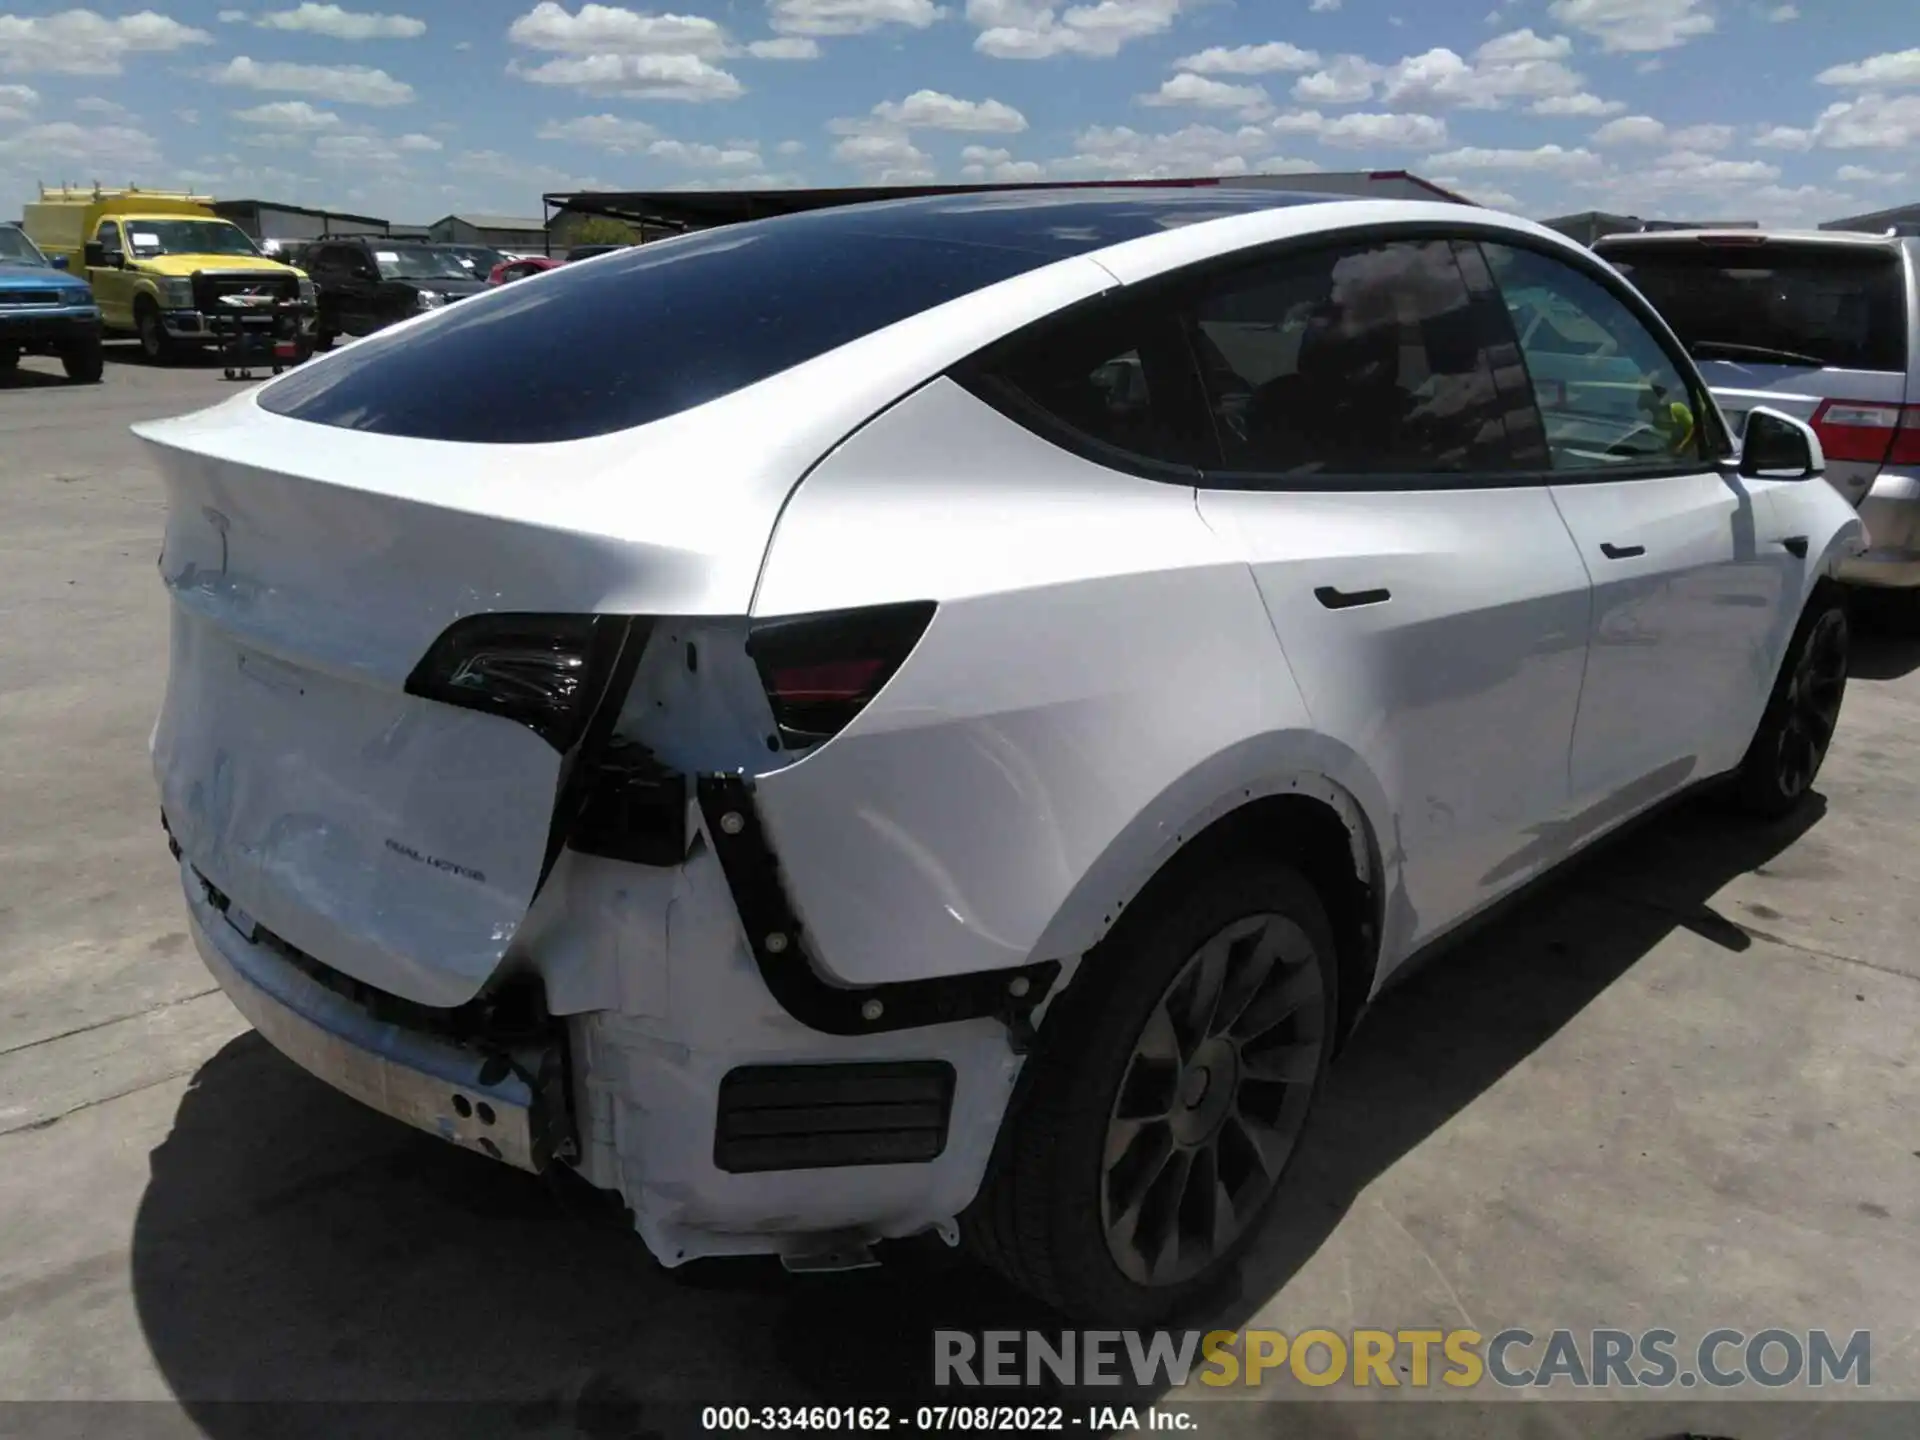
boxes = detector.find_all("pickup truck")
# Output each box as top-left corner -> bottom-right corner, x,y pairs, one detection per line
0,223 -> 103,383
23,187 -> 315,362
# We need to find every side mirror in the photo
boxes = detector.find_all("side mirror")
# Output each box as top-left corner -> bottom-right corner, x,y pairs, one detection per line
83,242 -> 106,269
1739,406 -> 1824,481
50,254 -> 69,270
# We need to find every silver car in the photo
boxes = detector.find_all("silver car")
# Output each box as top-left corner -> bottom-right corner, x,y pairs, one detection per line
1594,229 -> 1920,590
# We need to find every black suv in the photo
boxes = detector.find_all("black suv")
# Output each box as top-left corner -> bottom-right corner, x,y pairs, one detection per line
298,236 -> 489,348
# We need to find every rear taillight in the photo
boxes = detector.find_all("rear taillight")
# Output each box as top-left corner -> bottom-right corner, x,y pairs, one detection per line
405,613 -> 634,752
1809,400 -> 1920,467
746,601 -> 936,749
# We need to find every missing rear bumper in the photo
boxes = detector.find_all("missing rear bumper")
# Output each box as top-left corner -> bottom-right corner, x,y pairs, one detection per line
695,773 -> 1059,1040
182,865 -> 570,1173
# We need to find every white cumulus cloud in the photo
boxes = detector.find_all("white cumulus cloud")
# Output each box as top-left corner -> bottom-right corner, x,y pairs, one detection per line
255,4 -> 426,39
968,0 -> 1180,59
507,3 -> 730,56
231,98 -> 342,127
1816,49 -> 1920,90
871,88 -> 1027,131
0,9 -> 210,76
512,51 -> 744,100
1138,73 -> 1271,119
209,55 -> 415,104
771,0 -> 945,36
1546,0 -> 1713,53
1174,41 -> 1319,75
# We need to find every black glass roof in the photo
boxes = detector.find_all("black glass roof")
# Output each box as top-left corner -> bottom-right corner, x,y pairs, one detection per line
746,186 -> 1341,260
257,187 -> 1343,445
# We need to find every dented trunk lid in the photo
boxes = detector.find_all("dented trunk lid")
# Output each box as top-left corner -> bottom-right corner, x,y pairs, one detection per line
139,388 -> 825,1008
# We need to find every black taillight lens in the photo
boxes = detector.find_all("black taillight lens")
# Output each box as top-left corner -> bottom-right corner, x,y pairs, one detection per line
405,613 -> 633,752
746,600 -> 936,749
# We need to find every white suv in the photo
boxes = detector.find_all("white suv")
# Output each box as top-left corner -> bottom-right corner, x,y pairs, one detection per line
139,190 -> 1862,1323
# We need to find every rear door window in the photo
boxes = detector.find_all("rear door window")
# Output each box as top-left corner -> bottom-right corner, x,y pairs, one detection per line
1601,240 -> 1907,373
1182,237 -> 1534,482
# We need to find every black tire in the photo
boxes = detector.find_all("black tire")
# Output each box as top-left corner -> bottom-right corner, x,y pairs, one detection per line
1729,582 -> 1849,820
60,339 -> 104,384
0,344 -> 18,372
312,327 -> 335,353
962,856 -> 1338,1325
135,302 -> 173,364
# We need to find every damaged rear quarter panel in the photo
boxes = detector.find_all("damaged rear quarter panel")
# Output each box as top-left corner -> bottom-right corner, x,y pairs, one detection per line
748,376 -> 1385,989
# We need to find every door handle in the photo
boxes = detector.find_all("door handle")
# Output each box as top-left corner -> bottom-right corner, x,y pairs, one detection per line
1780,535 -> 1809,558
1599,542 -> 1645,560
1314,585 -> 1391,610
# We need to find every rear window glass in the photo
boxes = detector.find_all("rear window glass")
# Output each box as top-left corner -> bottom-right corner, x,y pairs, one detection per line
257,222 -> 1064,443
1602,242 -> 1907,372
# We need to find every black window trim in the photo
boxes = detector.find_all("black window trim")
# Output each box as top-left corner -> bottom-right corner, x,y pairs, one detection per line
948,217 -> 1737,495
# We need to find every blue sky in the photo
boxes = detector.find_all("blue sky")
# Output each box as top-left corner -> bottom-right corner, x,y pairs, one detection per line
0,0 -> 1914,227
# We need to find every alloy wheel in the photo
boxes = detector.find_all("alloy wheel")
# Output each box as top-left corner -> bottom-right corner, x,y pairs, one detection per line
1776,607 -> 1847,799
1100,912 -> 1326,1288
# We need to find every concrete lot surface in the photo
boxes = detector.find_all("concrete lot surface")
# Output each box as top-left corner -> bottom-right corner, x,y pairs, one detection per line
3,350 -> 1919,1439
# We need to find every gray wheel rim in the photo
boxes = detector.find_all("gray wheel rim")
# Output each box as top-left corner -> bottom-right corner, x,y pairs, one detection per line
1777,608 -> 1847,799
139,312 -> 162,358
1100,912 -> 1327,1288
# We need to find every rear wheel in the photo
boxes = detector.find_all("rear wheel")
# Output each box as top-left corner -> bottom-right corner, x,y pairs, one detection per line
136,302 -> 172,364
60,337 -> 104,384
1730,585 -> 1849,819
963,857 -> 1337,1324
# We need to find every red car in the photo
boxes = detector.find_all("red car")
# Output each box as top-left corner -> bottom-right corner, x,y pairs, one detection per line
488,255 -> 561,286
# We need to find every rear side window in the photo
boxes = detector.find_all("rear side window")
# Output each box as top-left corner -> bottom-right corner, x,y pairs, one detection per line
258,221 -> 1066,443
1602,241 -> 1907,373
1188,238 -> 1529,479
961,293 -> 1213,471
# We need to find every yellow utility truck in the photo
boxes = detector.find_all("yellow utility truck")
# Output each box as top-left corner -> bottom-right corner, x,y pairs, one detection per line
23,185 -> 315,361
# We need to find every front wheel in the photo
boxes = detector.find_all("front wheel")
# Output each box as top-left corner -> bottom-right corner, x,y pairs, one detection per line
61,338 -> 104,384
136,304 -> 172,364
963,857 -> 1337,1324
1730,586 -> 1849,819
0,343 -> 19,372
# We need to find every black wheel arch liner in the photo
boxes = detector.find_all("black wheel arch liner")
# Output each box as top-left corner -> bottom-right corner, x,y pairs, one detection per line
694,773 -> 1060,1045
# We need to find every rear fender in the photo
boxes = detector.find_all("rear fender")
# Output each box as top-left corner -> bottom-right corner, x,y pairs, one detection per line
1026,734 -> 1388,985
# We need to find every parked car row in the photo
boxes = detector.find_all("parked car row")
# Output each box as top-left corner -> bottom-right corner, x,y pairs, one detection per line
139,188 -> 1874,1326
270,236 -> 628,347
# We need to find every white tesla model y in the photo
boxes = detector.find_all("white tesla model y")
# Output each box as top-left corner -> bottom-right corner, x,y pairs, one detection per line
139,188 -> 1863,1323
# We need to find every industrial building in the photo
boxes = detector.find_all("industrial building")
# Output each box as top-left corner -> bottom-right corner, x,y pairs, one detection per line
209,198 -> 406,245
427,213 -> 550,250
539,170 -> 1478,245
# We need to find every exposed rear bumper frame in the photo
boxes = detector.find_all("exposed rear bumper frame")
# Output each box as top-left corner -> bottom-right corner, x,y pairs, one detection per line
694,773 -> 1059,1044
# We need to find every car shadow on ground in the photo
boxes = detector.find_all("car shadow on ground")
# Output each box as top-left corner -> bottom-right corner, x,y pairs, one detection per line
127,792 -> 1824,1440
1848,597 -> 1920,681
0,365 -> 76,390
